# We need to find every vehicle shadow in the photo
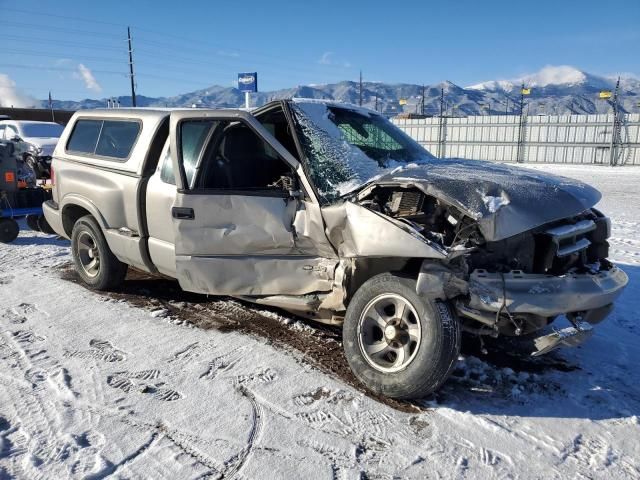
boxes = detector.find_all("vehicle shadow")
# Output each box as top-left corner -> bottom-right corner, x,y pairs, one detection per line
58,262 -> 639,420
6,220 -> 70,247
10,234 -> 69,247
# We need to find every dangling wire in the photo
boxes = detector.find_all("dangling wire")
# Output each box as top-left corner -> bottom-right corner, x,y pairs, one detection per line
496,272 -> 522,335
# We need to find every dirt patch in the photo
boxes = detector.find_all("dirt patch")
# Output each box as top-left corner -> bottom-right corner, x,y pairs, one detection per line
59,265 -> 578,412
59,266 -> 419,412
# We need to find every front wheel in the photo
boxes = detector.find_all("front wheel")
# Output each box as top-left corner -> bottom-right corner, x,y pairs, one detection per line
71,215 -> 128,290
343,273 -> 460,399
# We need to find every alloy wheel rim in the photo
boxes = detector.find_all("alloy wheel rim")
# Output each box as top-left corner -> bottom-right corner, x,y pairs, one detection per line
76,231 -> 101,278
357,293 -> 422,373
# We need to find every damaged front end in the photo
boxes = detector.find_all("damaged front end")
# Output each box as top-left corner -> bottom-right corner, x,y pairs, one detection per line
284,100 -> 627,357
348,175 -> 628,356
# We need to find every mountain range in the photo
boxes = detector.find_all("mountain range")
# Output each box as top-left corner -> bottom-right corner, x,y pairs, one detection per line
47,66 -> 640,116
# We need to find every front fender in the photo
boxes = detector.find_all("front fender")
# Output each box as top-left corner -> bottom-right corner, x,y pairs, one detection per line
322,201 -> 447,259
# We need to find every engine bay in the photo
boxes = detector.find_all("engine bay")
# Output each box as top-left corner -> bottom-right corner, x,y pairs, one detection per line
355,186 -> 612,276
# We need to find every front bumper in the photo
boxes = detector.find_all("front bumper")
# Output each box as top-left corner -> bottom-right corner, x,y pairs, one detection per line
467,266 -> 628,318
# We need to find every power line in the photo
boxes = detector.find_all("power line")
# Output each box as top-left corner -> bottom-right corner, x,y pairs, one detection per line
0,20 -> 124,40
0,33 -> 123,51
2,48 -> 125,65
1,7 -> 353,74
0,63 -> 126,76
2,7 -> 128,27
0,63 -> 243,89
0,33 -> 352,84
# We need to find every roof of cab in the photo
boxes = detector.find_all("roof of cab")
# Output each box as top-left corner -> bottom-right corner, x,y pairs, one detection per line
71,107 -> 247,120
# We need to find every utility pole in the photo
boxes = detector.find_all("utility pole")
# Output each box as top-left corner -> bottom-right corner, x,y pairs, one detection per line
48,91 -> 55,122
421,84 -> 425,116
127,26 -> 137,107
359,70 -> 363,106
516,83 -> 526,163
374,94 -> 378,112
609,76 -> 621,166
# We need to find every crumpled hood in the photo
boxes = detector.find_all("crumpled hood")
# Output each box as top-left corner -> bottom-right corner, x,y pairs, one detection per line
363,158 -> 601,241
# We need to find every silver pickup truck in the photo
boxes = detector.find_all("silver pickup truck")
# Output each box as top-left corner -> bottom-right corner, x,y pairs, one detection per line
44,100 -> 628,399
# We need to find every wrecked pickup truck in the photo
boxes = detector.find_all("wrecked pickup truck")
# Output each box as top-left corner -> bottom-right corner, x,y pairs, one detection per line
43,100 -> 628,399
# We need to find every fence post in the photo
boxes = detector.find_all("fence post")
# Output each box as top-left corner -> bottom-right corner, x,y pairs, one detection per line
516,113 -> 527,163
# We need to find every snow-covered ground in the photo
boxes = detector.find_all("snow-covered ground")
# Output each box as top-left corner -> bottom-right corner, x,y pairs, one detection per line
0,164 -> 638,479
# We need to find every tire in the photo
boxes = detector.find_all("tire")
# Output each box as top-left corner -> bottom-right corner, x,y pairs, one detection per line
26,214 -> 41,232
343,273 -> 461,399
36,215 -> 55,234
0,218 -> 19,243
71,215 -> 128,290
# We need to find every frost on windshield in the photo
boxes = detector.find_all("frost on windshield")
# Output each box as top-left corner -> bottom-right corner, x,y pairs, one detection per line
291,101 -> 432,202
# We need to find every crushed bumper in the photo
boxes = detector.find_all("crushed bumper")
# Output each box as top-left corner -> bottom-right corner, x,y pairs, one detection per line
531,321 -> 593,356
467,266 -> 628,319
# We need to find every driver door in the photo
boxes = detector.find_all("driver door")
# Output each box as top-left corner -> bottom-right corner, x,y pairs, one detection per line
169,110 -> 337,296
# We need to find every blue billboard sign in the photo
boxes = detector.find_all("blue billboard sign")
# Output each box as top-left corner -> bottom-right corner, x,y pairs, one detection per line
238,72 -> 258,93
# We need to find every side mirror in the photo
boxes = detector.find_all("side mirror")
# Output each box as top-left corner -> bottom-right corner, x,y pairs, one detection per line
10,135 -> 21,143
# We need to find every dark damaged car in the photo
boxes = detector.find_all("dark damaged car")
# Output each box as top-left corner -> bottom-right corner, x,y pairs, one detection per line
45,100 -> 628,399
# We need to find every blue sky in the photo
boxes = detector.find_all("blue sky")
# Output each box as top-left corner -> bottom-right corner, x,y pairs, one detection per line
0,0 -> 638,101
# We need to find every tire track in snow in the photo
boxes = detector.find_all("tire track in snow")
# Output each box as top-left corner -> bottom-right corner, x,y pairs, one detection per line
224,385 -> 264,479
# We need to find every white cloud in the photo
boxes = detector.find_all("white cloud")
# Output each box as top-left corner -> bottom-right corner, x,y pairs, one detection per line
318,51 -> 334,65
522,65 -> 586,87
217,50 -> 240,58
318,52 -> 351,69
468,65 -> 597,91
0,74 -> 38,108
74,64 -> 102,92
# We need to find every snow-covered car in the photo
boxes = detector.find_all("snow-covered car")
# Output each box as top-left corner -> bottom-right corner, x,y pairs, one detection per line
43,100 -> 628,399
0,120 -> 64,178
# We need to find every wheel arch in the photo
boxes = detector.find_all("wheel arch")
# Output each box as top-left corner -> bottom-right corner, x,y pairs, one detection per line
347,257 -> 423,301
60,195 -> 108,237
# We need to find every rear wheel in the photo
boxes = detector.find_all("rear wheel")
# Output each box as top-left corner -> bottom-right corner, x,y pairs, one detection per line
71,215 -> 127,290
343,273 -> 461,399
0,218 -> 19,243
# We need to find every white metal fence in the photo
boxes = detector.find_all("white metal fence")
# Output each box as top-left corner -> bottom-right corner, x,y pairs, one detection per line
392,113 -> 640,165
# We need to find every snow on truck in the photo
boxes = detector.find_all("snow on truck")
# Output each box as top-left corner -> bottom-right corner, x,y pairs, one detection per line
43,100 -> 628,399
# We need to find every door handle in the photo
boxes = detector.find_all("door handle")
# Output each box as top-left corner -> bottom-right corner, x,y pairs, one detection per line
172,207 -> 195,220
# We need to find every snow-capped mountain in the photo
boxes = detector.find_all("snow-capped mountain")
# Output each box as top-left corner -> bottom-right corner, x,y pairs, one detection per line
44,66 -> 640,116
468,65 -> 614,91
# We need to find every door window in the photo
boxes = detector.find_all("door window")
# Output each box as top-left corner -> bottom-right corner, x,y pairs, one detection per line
160,145 -> 176,185
180,120 -> 217,187
180,120 -> 292,192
